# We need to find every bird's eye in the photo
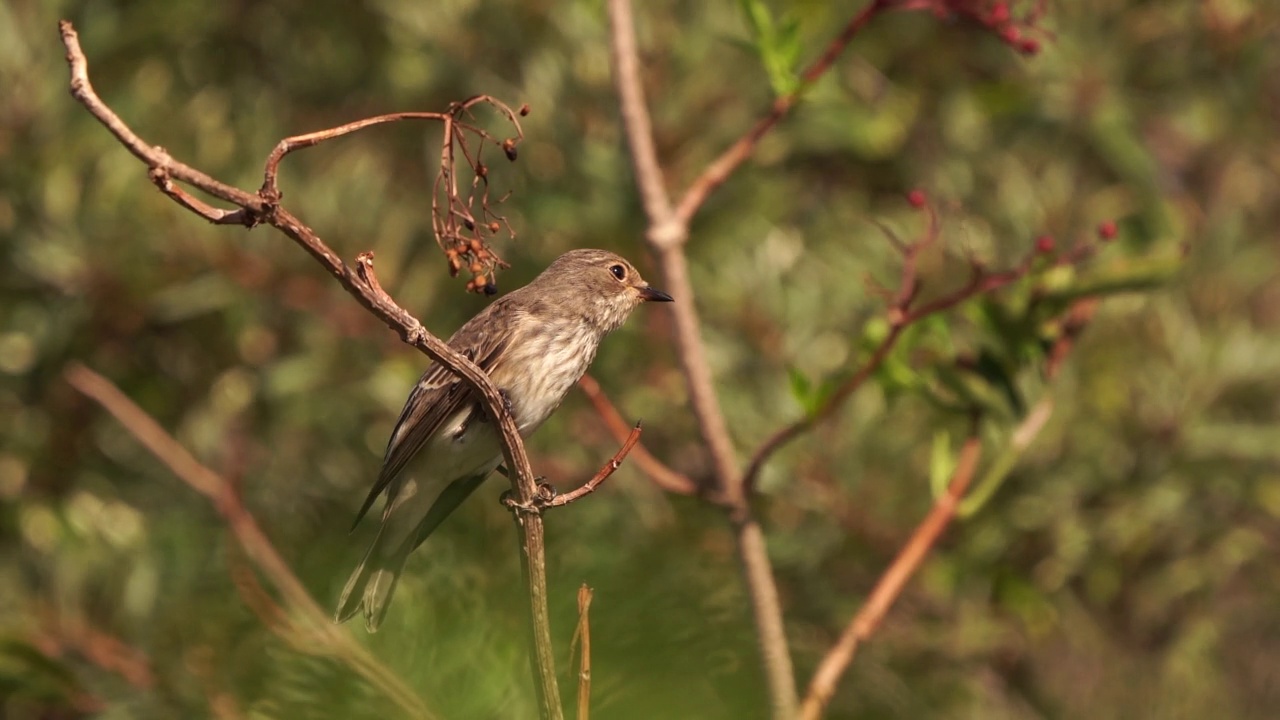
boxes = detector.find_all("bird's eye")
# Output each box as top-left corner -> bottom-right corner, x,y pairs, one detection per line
609,264 -> 627,280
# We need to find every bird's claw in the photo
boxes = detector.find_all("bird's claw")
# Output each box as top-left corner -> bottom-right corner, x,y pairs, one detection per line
535,478 -> 557,502
498,478 -> 556,513
499,488 -> 526,510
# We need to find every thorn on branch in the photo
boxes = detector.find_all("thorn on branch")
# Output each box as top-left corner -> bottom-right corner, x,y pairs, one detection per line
355,251 -> 386,295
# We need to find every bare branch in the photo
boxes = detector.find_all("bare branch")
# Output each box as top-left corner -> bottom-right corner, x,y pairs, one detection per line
743,208 -> 1107,492
743,326 -> 905,491
603,1 -> 1067,715
64,363 -> 437,719
799,431 -> 985,720
33,611 -> 155,693
576,375 -> 699,496
149,167 -> 256,225
543,423 -> 643,507
799,388 -> 1057,718
607,0 -> 797,714
60,22 -> 263,213
570,584 -> 594,720
606,3 -> 677,247
673,0 -> 896,226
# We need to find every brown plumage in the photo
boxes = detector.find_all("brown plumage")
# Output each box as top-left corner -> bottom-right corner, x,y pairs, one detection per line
335,249 -> 672,631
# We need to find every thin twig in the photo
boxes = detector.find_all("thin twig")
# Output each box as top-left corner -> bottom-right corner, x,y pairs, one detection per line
799,396 -> 1055,719
799,432 -> 984,719
33,611 -> 156,692
570,585 -> 594,720
60,24 -> 264,214
576,375 -> 698,496
603,2 -> 1065,716
543,423 -> 643,507
743,326 -> 903,492
258,101 -> 523,290
673,0 -> 896,227
607,0 -> 799,715
64,363 -> 436,719
792,287 -> 1095,719
59,22 -> 562,719
743,220 -> 1092,492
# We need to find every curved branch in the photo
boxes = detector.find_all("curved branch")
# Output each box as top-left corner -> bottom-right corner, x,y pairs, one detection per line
64,364 -> 436,719
743,223 -> 1090,492
542,422 -> 643,508
673,0 -> 896,226
607,1 -> 798,715
59,21 -> 562,719
799,431 -> 984,719
576,375 -> 699,496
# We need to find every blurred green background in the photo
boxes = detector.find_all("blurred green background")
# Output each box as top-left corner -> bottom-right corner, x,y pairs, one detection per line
3,0 -> 1279,718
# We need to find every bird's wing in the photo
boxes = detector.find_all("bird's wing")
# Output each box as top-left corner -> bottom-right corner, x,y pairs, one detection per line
348,300 -> 519,529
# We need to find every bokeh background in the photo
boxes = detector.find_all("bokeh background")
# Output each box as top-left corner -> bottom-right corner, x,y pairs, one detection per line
3,0 -> 1279,718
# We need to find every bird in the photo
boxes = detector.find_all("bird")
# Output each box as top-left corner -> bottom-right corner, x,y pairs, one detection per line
335,248 -> 672,631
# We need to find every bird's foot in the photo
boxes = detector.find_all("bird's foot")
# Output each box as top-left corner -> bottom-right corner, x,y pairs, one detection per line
534,478 -> 557,503
498,476 -> 555,513
499,489 -> 530,512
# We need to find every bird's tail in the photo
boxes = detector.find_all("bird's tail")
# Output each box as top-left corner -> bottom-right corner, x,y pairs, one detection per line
334,526 -> 410,633
334,472 -> 492,632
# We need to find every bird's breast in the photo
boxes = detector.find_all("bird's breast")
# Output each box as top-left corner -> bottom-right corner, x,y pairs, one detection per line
491,321 -> 602,435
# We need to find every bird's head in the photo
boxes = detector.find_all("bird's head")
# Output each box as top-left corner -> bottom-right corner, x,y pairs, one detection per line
533,248 -> 673,333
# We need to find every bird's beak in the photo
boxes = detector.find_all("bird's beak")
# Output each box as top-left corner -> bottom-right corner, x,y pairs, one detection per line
638,285 -> 674,303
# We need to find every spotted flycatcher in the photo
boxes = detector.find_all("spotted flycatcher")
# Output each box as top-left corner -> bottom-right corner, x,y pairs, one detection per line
335,248 -> 672,631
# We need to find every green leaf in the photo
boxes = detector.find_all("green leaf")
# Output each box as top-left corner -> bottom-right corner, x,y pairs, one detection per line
736,0 -> 802,96
935,362 -> 1015,419
1037,257 -> 1180,305
787,366 -> 812,410
975,348 -> 1026,417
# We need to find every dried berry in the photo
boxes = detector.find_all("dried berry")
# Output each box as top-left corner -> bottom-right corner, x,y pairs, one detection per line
502,138 -> 518,161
